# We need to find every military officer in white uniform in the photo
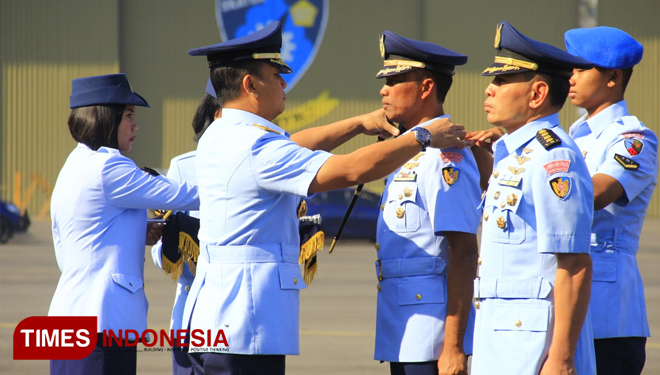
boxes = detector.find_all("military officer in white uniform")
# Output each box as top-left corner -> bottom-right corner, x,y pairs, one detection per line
469,21 -> 597,375
183,21 -> 469,375
372,31 -> 482,375
565,27 -> 658,375
49,74 -> 200,375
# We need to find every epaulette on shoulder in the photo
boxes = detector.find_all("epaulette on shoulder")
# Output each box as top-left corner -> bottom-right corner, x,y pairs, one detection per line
252,123 -> 282,135
536,128 -> 562,150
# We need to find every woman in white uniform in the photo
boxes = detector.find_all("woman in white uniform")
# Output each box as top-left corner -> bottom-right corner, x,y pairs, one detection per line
49,74 -> 200,375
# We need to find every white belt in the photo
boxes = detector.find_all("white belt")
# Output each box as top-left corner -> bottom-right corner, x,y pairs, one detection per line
474,277 -> 553,299
375,257 -> 447,280
202,243 -> 299,264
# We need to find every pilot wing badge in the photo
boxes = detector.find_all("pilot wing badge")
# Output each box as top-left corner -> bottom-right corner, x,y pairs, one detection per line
215,0 -> 329,92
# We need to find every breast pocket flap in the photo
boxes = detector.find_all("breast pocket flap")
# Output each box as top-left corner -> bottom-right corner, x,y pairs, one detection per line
278,263 -> 307,290
492,303 -> 549,332
111,273 -> 143,293
398,277 -> 445,306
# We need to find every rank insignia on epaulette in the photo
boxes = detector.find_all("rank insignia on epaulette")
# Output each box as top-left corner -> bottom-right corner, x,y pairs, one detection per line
549,177 -> 571,200
442,167 -> 461,186
536,129 -> 562,150
252,123 -> 281,135
507,166 -> 525,175
393,171 -> 417,182
498,175 -> 522,187
614,153 -> 640,170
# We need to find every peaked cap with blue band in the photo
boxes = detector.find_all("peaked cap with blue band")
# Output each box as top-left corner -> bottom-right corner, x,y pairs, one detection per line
188,21 -> 292,74
377,30 -> 467,78
565,26 -> 643,69
482,21 -> 592,77
70,74 -> 149,109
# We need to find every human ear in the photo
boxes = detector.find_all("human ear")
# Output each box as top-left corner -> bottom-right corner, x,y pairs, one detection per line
242,74 -> 258,98
420,78 -> 434,100
607,69 -> 622,88
529,79 -> 549,109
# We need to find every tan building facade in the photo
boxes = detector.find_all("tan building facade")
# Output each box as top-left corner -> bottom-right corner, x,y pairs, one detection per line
2,0 -> 658,220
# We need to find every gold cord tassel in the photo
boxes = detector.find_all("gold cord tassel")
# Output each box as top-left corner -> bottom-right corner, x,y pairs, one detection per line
179,232 -> 200,276
161,255 -> 183,282
299,231 -> 325,285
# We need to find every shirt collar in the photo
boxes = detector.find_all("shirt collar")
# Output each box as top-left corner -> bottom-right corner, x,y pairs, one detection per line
496,113 -> 561,155
404,114 -> 451,134
571,100 -> 629,138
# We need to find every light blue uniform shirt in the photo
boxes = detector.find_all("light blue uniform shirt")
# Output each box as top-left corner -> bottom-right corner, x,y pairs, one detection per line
182,109 -> 332,355
471,114 -> 596,375
49,144 -> 199,336
151,151 -> 198,332
569,100 -> 658,339
374,117 -> 482,362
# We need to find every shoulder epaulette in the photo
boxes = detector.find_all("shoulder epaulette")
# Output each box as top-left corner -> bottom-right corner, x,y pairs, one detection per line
252,123 -> 282,135
536,129 -> 562,150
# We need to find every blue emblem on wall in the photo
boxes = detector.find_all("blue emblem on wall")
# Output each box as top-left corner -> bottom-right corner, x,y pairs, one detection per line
215,0 -> 329,93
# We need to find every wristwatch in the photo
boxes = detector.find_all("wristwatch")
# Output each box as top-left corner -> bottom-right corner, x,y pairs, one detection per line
412,127 -> 431,151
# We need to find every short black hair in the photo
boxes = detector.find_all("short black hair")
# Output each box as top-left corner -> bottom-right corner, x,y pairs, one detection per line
210,60 -> 264,106
524,72 -> 570,109
67,104 -> 125,151
192,94 -> 221,143
413,69 -> 453,103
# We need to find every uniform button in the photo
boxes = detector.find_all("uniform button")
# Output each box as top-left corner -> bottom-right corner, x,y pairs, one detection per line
500,201 -> 506,208
398,194 -> 403,200
477,257 -> 482,265
396,207 -> 405,218
515,319 -> 522,328
377,284 -> 382,292
375,243 -> 380,251
404,186 -> 413,197
381,203 -> 386,211
474,301 -> 480,309
184,285 -> 190,292
493,170 -> 499,178
416,294 -> 422,300
497,216 -> 507,229
493,191 -> 500,200
294,278 -> 298,285
483,213 -> 489,221
129,282 -> 133,287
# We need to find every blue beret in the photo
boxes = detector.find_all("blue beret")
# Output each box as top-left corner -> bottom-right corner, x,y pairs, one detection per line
70,74 -> 149,109
565,27 -> 643,69
205,78 -> 217,99
483,21 -> 592,77
377,30 -> 467,78
189,21 -> 292,74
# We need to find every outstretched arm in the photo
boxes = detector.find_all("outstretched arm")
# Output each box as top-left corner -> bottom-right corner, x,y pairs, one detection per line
291,109 -> 399,152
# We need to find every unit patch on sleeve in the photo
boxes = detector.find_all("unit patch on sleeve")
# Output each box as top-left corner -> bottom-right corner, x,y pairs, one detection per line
543,160 -> 570,175
536,129 -> 562,150
442,167 -> 461,186
440,152 -> 463,163
549,177 -> 571,200
614,153 -> 640,170
624,138 -> 644,156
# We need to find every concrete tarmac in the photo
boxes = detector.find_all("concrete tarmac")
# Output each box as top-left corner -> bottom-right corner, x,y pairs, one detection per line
1,220 -> 659,374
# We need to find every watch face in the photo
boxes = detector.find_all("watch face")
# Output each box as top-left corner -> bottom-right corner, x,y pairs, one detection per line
415,128 -> 431,148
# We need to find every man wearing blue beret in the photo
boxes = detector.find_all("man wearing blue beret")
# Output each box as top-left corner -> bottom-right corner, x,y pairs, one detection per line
182,21 -> 468,375
467,21 -> 597,375
565,26 -> 658,375
372,31 -> 482,375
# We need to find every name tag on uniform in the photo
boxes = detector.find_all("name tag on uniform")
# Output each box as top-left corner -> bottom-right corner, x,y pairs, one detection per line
393,171 -> 417,182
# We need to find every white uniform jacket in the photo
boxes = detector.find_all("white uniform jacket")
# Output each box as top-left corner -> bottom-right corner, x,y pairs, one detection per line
569,100 -> 658,339
471,114 -> 596,375
183,109 -> 332,355
49,144 -> 199,336
151,151 -> 198,332
374,116 -> 482,362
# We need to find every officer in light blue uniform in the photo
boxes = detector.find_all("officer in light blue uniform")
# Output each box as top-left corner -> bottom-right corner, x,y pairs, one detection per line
471,21 -> 596,375
565,27 -> 658,375
150,80 -> 219,375
49,74 -> 200,375
373,31 -> 481,375
182,21 -> 468,375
